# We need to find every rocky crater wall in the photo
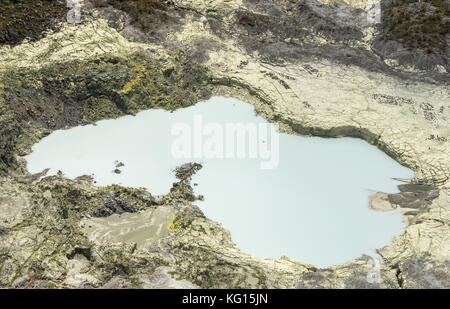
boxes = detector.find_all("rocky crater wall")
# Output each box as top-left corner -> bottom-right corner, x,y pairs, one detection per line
0,0 -> 448,289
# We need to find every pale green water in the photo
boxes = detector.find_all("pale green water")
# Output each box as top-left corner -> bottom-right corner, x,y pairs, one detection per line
26,97 -> 414,267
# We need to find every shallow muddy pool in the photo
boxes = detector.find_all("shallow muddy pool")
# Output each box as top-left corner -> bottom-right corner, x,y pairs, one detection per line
26,97 -> 414,267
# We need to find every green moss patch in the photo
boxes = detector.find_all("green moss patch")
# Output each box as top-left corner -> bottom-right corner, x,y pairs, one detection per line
0,51 -> 213,173
381,0 -> 449,53
0,101 -> 21,173
0,0 -> 68,46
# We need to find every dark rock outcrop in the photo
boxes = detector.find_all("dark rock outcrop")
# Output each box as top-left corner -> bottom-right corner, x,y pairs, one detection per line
94,192 -> 137,217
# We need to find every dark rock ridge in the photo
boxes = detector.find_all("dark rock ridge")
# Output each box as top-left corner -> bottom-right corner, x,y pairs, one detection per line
374,0 -> 449,71
94,192 -> 138,217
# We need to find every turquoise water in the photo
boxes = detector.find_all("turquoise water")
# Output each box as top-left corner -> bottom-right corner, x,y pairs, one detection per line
26,97 -> 414,267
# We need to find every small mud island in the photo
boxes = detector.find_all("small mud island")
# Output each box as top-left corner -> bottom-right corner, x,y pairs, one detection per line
0,0 -> 449,288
